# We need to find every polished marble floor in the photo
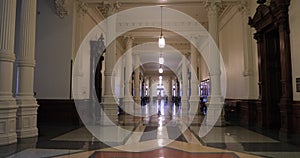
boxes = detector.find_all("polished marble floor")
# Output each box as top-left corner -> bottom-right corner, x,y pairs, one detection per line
2,100 -> 300,158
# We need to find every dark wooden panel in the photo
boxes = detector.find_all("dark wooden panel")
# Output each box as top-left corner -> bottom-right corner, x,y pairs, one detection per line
292,101 -> 300,133
291,101 -> 300,144
224,99 -> 240,124
225,99 -> 258,128
239,100 -> 257,128
37,99 -> 80,125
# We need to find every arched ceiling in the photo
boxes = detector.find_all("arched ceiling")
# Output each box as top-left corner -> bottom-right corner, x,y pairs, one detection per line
82,0 -> 239,74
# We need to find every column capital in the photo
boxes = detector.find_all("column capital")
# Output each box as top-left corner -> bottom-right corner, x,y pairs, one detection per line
77,2 -> 88,17
124,35 -> 134,41
190,43 -> 197,53
98,1 -> 121,17
124,35 -> 134,49
182,52 -> 190,58
206,1 -> 220,17
54,0 -> 69,18
237,0 -> 250,15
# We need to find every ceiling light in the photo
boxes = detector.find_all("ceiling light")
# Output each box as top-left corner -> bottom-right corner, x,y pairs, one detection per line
158,6 -> 165,48
159,65 -> 163,73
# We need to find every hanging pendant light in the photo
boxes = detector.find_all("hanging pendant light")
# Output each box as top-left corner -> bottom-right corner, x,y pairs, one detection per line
159,65 -> 163,73
158,6 -> 165,48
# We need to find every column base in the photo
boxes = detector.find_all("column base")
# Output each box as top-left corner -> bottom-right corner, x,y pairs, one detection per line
181,96 -> 189,114
16,98 -> 39,138
206,97 -> 226,127
123,97 -> 135,123
189,96 -> 200,115
0,99 -> 18,145
17,136 -> 38,151
101,95 -> 119,125
134,102 -> 142,117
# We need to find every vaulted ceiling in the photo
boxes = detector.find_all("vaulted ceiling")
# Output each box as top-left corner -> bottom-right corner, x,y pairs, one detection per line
83,0 -> 239,74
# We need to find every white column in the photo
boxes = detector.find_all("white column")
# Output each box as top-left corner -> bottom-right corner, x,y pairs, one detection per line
190,45 -> 198,97
172,78 -> 177,97
167,77 -> 172,102
0,0 -> 18,145
15,0 -> 39,138
134,52 -> 141,115
239,0 -> 256,99
181,54 -> 189,113
189,44 -> 200,114
119,57 -> 125,101
149,77 -> 153,103
206,2 -> 225,126
134,53 -> 140,103
101,2 -> 120,124
124,36 -> 134,114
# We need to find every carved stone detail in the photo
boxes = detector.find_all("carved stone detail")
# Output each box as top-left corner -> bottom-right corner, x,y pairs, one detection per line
77,2 -> 88,17
238,0 -> 249,13
206,1 -> 229,17
54,0 -> 69,18
97,1 -> 121,17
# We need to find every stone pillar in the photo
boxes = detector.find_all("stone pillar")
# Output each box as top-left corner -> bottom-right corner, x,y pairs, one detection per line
15,0 -> 39,138
239,0 -> 256,99
101,2 -> 120,124
134,52 -> 141,115
172,78 -> 177,97
119,57 -> 125,104
167,77 -> 172,102
189,44 -> 200,113
149,77 -> 153,103
123,36 -> 134,115
0,0 -> 18,145
206,2 -> 225,126
134,53 -> 141,103
181,54 -> 189,113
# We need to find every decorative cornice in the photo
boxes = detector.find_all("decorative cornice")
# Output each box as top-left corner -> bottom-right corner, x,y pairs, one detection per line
54,0 -> 69,18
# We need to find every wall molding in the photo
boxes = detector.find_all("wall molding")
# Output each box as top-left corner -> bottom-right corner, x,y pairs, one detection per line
218,5 -> 238,32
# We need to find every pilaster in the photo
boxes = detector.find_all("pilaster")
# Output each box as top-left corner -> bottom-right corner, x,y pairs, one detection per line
238,0 -> 256,99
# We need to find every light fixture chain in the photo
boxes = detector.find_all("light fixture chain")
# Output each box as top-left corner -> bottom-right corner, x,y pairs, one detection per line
161,6 -> 163,36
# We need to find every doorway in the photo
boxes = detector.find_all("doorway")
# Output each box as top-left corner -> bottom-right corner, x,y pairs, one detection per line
264,29 -> 281,130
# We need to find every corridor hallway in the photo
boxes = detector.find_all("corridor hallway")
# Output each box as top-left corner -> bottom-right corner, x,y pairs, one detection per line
5,100 -> 300,158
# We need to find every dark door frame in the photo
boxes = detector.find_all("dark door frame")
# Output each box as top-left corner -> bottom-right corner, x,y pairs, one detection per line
249,0 -> 293,138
